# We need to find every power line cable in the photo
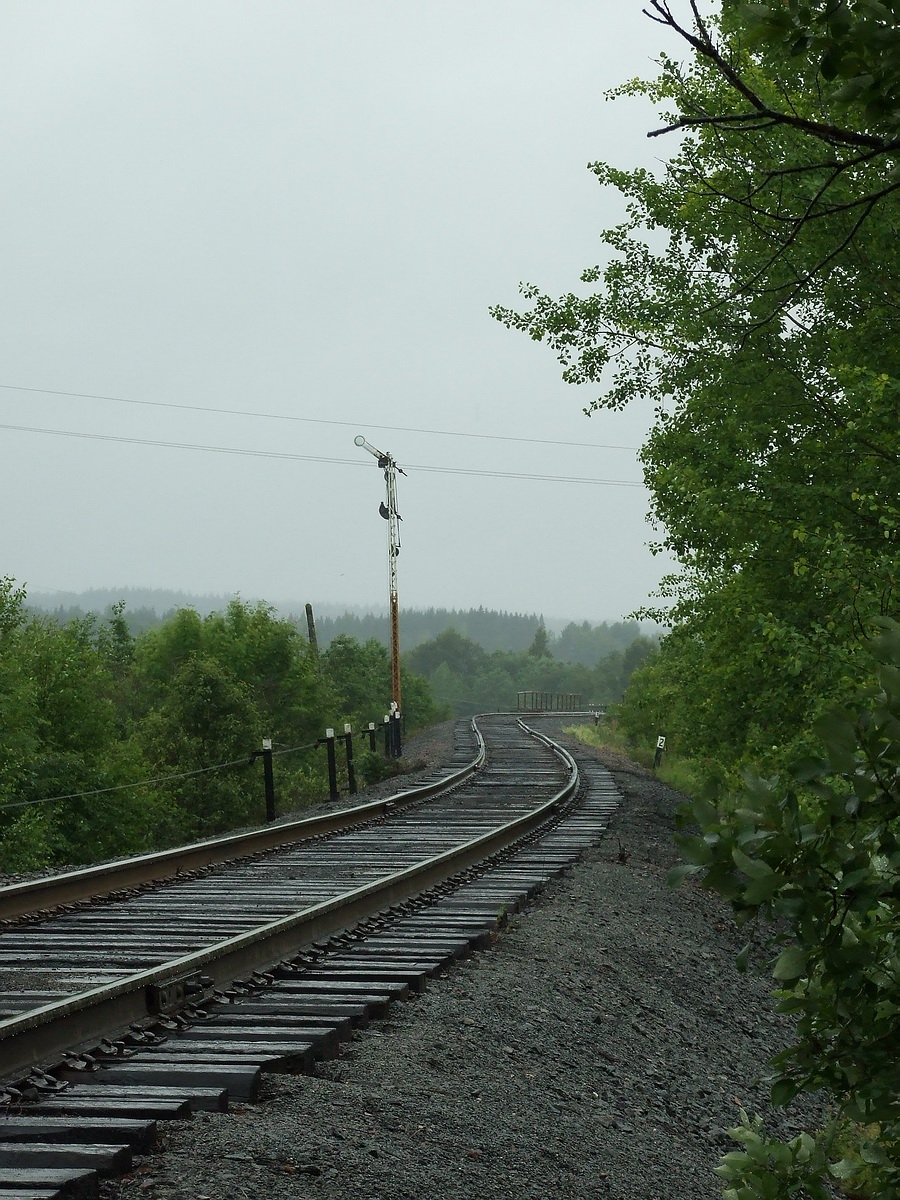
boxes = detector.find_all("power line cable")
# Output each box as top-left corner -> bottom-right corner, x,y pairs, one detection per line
271,740 -> 319,758
0,381 -> 638,452
0,754 -> 255,813
0,421 -> 645,488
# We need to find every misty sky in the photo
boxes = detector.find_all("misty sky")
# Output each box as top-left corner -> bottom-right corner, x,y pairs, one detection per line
0,2 -> 686,623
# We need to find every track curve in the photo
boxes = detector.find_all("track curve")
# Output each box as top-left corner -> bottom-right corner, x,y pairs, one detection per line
0,716 -> 622,1200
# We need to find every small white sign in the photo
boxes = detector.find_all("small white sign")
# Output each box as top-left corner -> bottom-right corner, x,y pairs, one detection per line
656,736 -> 666,750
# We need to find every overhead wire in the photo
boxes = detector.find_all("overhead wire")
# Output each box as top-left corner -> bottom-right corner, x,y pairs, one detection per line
0,738 -> 332,812
0,381 -> 639,452
0,421 -> 645,488
0,755 -> 255,813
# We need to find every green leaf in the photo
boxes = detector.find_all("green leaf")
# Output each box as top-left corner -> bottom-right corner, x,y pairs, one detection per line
678,834 -> 714,866
732,847 -> 774,879
819,45 -> 843,80
773,945 -> 809,981
829,1158 -> 861,1181
743,871 -> 784,903
770,1077 -> 802,1106
667,862 -> 700,888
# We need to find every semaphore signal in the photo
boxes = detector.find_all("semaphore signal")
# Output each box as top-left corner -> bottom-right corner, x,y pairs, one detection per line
355,435 -> 405,718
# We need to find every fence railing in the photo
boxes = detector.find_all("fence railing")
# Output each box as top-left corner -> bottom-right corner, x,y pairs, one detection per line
516,692 -> 582,712
0,709 -> 406,824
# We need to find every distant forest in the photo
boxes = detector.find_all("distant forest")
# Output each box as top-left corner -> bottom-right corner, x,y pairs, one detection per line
1,586 -> 445,873
28,589 -> 650,668
4,582 -> 657,870
314,609 -> 645,666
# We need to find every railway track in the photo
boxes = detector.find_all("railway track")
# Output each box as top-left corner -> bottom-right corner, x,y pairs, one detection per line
0,715 -> 620,1200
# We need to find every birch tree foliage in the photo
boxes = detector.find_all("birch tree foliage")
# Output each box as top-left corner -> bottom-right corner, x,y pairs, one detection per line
491,3 -> 899,773
723,0 -> 900,134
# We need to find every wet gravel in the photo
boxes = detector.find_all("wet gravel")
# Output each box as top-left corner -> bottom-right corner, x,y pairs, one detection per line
100,718 -> 817,1200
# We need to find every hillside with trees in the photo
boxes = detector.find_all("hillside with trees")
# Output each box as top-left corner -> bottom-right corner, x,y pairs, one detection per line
2,581 -> 654,871
0,580 -> 445,873
406,625 -> 656,715
314,608 -> 647,660
494,2 -> 899,1195
28,592 -> 650,664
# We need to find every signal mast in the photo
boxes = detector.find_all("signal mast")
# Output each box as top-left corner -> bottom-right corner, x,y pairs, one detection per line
354,435 -> 405,715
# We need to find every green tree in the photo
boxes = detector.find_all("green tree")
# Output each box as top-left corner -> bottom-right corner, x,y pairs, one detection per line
405,628 -> 487,679
321,635 -> 390,727
642,1 -> 900,305
673,620 -> 900,1199
0,589 -> 165,869
138,654 -> 261,839
492,2 -> 899,782
202,599 -> 326,741
492,4 -> 900,1194
134,599 -> 328,745
322,634 -> 448,732
527,622 -> 551,658
721,0 -> 900,134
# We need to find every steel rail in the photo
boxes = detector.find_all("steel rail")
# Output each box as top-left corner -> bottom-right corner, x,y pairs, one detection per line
0,718 -> 575,1080
0,724 -> 486,922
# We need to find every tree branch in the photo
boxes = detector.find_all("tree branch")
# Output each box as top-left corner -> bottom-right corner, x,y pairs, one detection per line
642,1 -> 899,153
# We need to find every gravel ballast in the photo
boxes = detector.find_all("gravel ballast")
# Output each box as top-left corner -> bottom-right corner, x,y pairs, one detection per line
101,720 -> 815,1200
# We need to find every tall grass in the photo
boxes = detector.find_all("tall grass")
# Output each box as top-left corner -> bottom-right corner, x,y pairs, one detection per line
564,721 -> 703,797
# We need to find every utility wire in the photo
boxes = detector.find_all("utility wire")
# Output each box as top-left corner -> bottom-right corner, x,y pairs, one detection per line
0,755 -> 256,813
271,740 -> 319,758
0,421 -> 645,488
0,382 -> 638,452
0,734 -> 377,811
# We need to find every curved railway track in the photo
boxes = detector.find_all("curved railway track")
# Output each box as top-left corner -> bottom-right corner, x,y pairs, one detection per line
0,715 -> 620,1200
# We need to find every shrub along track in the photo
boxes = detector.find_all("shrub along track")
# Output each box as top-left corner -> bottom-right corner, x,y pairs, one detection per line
0,715 -> 621,1200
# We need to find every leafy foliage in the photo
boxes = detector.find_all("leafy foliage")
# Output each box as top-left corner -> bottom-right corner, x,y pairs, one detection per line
673,620 -> 900,1199
493,1 -> 899,786
321,634 -> 449,732
492,5 -> 900,1194
405,627 -> 655,715
725,0 -> 900,133
0,590 -> 446,870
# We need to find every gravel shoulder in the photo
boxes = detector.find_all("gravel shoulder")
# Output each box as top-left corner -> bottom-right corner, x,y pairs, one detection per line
102,719 -> 815,1200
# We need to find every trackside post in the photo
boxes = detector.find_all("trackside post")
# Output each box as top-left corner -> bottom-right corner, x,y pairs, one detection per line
654,733 -> 667,769
251,739 -> 277,822
344,723 -> 357,796
324,728 -> 339,800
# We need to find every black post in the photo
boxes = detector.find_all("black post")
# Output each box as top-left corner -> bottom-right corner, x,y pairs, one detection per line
343,723 -> 357,795
383,714 -> 391,757
392,710 -> 402,757
325,727 -> 340,800
261,738 -> 276,822
654,733 -> 667,769
368,721 -> 377,753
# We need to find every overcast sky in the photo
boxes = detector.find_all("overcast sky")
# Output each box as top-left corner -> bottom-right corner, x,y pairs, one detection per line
0,1 -> 686,623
